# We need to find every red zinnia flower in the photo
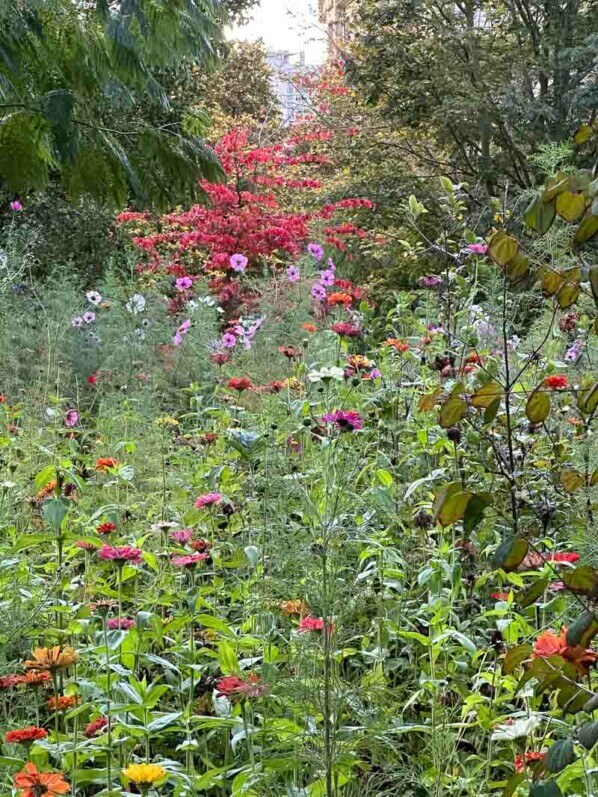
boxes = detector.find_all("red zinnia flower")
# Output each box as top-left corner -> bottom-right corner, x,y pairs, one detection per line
227,376 -> 253,392
543,375 -> 569,390
330,322 -> 361,337
544,552 -> 580,564
278,346 -> 301,359
327,292 -> 353,307
47,695 -> 79,711
5,726 -> 48,744
491,592 -> 511,601
514,751 -> 545,772
533,628 -> 598,673
13,762 -> 70,797
210,352 -> 230,366
96,522 -> 117,534
84,717 -> 108,738
216,673 -> 268,699
301,322 -> 317,333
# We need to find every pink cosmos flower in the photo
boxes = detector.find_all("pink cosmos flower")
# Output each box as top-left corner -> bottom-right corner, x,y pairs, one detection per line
98,545 -> 142,564
172,333 -> 183,347
326,258 -> 336,271
106,617 -> 135,630
230,253 -> 248,272
172,553 -> 209,568
322,410 -> 363,432
307,243 -> 324,261
83,311 -> 96,324
467,243 -> 488,255
286,266 -> 301,283
221,332 -> 237,348
311,283 -> 327,301
64,409 -> 79,428
71,316 -> 84,328
176,276 -> 193,292
86,291 -> 102,305
170,529 -> 193,545
194,492 -> 222,509
10,200 -> 23,212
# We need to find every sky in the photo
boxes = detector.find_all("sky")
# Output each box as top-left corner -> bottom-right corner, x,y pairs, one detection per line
229,0 -> 326,64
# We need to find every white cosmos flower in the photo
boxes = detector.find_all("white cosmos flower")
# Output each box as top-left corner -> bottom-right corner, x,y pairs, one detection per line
126,294 -> 146,314
491,714 -> 543,740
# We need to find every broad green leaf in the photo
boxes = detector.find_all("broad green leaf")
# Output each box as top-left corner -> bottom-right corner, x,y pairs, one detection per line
433,482 -> 472,526
578,382 -> 598,415
524,194 -> 556,235
488,231 -> 518,266
556,191 -> 586,222
516,579 -> 549,608
544,738 -> 576,773
471,381 -> 502,409
562,566 -> 598,596
41,497 -> 69,531
530,783 -> 562,797
574,212 -> 598,243
463,492 -> 491,533
503,643 -> 533,674
526,389 -> 550,423
492,536 -> 528,572
565,611 -> 598,647
578,721 -> 598,750
439,397 -> 467,428
561,469 -> 584,493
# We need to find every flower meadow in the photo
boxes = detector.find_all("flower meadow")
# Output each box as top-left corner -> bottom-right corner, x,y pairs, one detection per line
1,121 -> 598,797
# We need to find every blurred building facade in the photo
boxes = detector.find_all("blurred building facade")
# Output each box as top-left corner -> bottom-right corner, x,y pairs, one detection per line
266,51 -> 309,124
318,0 -> 359,45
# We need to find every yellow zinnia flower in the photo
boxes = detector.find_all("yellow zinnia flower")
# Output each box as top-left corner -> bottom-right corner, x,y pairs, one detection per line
123,763 -> 166,786
24,646 -> 78,672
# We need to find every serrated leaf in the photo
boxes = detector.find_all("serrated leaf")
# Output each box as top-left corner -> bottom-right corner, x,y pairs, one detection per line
492,536 -> 529,572
471,381 -> 502,409
439,397 -> 466,428
526,389 -> 551,423
544,739 -> 576,773
488,231 -> 518,266
524,194 -> 556,235
565,611 -> 598,647
556,191 -> 586,222
562,566 -> 598,596
561,469 -> 584,493
502,643 -> 533,674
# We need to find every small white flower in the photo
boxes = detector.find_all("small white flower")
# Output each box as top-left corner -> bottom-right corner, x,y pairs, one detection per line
308,366 -> 345,383
126,294 -> 146,314
491,715 -> 543,741
86,290 -> 102,305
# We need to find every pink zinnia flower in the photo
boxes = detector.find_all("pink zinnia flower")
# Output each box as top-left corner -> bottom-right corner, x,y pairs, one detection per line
230,253 -> 248,273
419,275 -> 442,288
467,243 -> 488,255
330,322 -> 361,338
64,409 -> 78,428
171,529 -> 193,545
98,545 -> 142,564
299,615 -> 334,634
106,617 -> 135,630
84,717 -> 108,738
75,540 -> 96,552
172,553 -> 209,568
194,492 -> 222,509
322,410 -> 363,432
10,200 -> 23,212
176,276 -> 193,292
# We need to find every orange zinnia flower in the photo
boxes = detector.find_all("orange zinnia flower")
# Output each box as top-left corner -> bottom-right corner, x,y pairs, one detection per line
47,695 -> 79,711
533,628 -> 598,673
36,480 -> 58,501
5,726 -> 48,744
24,646 -> 78,672
280,599 -> 309,616
13,762 -> 69,797
96,457 -> 120,472
301,322 -> 317,333
327,291 -> 353,307
18,671 -> 52,687
383,338 -> 409,352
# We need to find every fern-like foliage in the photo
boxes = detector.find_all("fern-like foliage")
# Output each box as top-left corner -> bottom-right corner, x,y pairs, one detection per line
0,0 -> 225,208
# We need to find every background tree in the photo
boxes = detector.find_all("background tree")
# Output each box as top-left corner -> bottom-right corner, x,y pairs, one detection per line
351,0 -> 598,190
0,0 -> 226,210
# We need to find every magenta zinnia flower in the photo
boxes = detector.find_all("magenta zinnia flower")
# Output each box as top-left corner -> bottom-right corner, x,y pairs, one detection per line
171,529 -> 193,545
322,410 -> 363,432
467,243 -> 488,255
98,545 -> 142,564
194,492 -> 222,509
172,553 -> 209,568
419,275 -> 442,288
330,322 -> 361,338
106,617 -> 135,630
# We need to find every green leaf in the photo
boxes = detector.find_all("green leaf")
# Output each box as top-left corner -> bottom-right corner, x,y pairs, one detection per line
439,397 -> 467,428
491,536 -> 528,572
574,212 -> 598,244
196,615 -> 235,638
463,492 -> 491,533
217,641 -> 239,675
556,191 -> 586,222
566,612 -> 598,647
516,579 -> 549,608
530,783 -> 562,797
524,194 -> 556,235
471,381 -> 502,409
433,482 -> 472,526
562,566 -> 598,596
561,469 -> 584,493
578,721 -> 598,750
41,497 -> 69,531
502,643 -> 533,674
34,466 -> 56,492
526,389 -> 551,423
544,739 -> 576,773
578,382 -> 598,416
488,231 -> 518,266
147,712 -> 182,732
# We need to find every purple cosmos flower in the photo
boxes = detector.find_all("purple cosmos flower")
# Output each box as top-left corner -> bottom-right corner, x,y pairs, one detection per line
178,319 -> 192,334
86,291 -> 102,305
176,276 -> 193,292
467,243 -> 488,255
311,283 -> 327,301
172,332 -> 183,347
71,316 -> 84,328
419,275 -> 442,288
222,332 -> 237,348
319,269 -> 335,286
286,266 -> 301,283
327,258 -> 336,271
308,243 -> 324,261
230,253 -> 248,273
565,339 -> 583,362
83,311 -> 96,324
10,200 -> 22,212
64,409 -> 79,428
